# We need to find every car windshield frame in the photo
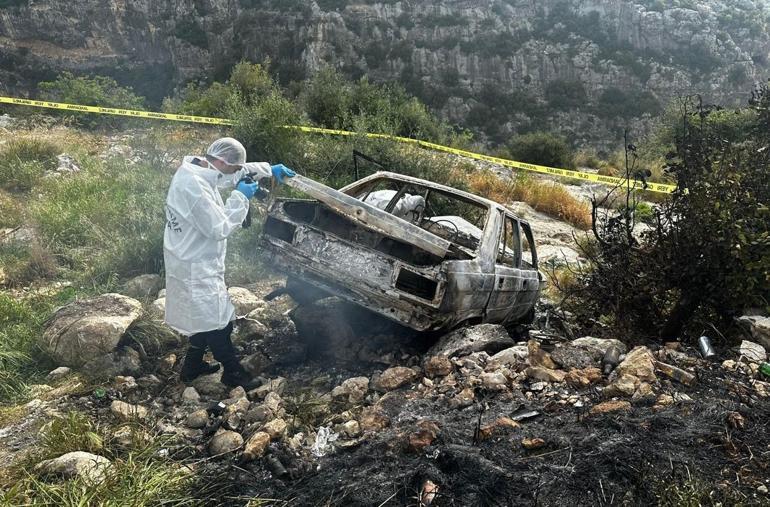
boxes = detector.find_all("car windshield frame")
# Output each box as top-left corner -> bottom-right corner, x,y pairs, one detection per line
342,176 -> 491,257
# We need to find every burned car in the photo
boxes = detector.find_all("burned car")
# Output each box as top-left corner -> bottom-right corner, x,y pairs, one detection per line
260,171 -> 544,331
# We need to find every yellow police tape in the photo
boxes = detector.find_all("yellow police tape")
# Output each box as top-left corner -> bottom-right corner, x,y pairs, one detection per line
0,96 -> 677,194
0,96 -> 234,125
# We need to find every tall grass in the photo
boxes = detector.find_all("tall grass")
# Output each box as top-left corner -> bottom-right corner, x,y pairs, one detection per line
0,137 -> 61,192
0,293 -> 54,403
30,157 -> 167,283
468,170 -> 592,230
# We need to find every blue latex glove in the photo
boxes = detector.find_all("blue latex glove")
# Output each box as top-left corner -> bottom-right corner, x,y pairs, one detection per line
271,164 -> 296,184
235,180 -> 259,199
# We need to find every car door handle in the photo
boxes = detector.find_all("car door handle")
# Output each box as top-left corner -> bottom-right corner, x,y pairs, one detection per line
498,278 -> 504,288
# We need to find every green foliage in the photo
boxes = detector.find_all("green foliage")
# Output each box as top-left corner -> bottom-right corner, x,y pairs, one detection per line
0,0 -> 27,8
38,72 -> 145,128
545,79 -> 587,110
0,191 -> 22,228
163,62 -> 278,118
30,157 -> 167,283
0,240 -> 58,288
573,86 -> 770,343
0,292 -> 58,403
597,87 -> 661,118
507,131 -> 574,169
298,67 -> 455,143
0,138 -> 60,192
39,412 -> 105,458
174,19 -> 209,49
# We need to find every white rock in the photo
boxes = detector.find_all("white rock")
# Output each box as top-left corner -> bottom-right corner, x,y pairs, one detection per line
122,274 -> 163,300
47,366 -> 72,380
739,340 -> 767,363
228,287 -> 264,317
35,451 -> 111,485
40,294 -> 143,368
208,430 -> 243,455
182,387 -> 200,402
110,400 -> 148,421
737,315 -> 770,350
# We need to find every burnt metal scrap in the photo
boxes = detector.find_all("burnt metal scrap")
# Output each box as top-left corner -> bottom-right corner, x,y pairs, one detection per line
259,170 -> 544,331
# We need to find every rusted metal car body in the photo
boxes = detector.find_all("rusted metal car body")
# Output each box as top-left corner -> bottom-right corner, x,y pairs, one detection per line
259,171 -> 544,331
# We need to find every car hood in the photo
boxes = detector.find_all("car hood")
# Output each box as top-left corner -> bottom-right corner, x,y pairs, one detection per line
283,175 -> 452,258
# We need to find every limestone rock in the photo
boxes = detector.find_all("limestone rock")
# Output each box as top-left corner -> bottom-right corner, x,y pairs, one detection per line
571,337 -> 627,355
478,417 -> 520,441
208,430 -> 243,455
373,367 -> 419,391
233,312 -> 269,343
359,407 -> 390,432
737,315 -> 770,350
604,374 -> 640,397
149,297 -> 166,319
480,371 -> 508,390
181,387 -> 200,403
564,367 -> 602,388
262,418 -> 287,439
525,366 -> 566,383
191,373 -> 227,397
47,366 -> 72,381
427,324 -> 514,359
424,356 -> 453,377
486,345 -> 529,371
242,431 -> 271,461
185,409 -> 209,429
41,293 -> 142,368
521,437 -> 546,450
654,361 -> 697,386
738,340 -> 767,363
331,376 -> 369,404
122,274 -> 162,300
110,400 -> 148,421
614,346 -> 656,382
449,387 -> 475,409
551,345 -> 601,369
407,420 -> 441,453
251,377 -> 287,399
83,346 -> 142,377
527,340 -> 556,369
35,451 -> 112,485
228,287 -> 264,316
590,400 -> 632,415
339,420 -> 361,438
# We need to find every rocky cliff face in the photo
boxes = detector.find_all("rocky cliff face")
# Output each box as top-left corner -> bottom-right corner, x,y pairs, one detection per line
2,0 -> 768,148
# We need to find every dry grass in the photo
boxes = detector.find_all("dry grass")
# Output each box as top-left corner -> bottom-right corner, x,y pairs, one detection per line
468,170 -> 592,230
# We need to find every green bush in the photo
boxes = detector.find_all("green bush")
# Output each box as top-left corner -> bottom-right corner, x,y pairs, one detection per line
572,87 -> 770,343
507,131 -> 574,169
545,79 -> 587,110
38,72 -> 145,128
173,19 -> 208,49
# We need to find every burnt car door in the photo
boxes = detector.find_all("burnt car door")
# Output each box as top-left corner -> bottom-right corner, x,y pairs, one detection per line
484,212 -> 540,324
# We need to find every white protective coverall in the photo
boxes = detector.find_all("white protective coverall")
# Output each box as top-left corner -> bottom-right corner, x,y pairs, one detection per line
163,156 -> 271,335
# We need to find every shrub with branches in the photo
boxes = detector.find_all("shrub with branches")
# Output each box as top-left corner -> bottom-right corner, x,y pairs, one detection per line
568,87 -> 770,343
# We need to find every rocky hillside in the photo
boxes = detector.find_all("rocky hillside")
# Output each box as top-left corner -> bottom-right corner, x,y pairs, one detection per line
2,1 -> 769,147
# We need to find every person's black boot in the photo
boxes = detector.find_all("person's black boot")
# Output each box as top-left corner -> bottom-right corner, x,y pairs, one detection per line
180,333 -> 220,382
180,345 -> 221,382
207,324 -> 260,390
